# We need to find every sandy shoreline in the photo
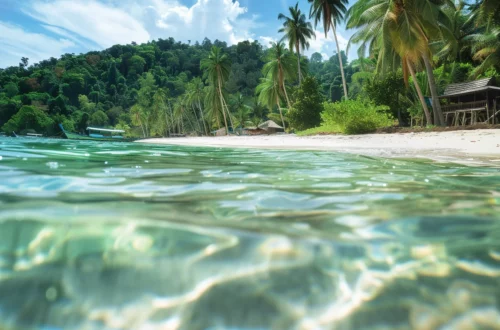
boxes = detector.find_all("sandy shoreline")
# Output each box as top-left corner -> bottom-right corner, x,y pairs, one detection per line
139,129 -> 500,165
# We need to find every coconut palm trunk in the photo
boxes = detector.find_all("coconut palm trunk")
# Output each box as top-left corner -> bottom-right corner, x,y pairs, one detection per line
222,96 -> 235,132
276,96 -> 286,130
279,68 -> 292,109
168,99 -> 175,135
140,122 -> 146,138
332,23 -> 348,100
217,72 -> 229,135
422,53 -> 444,126
164,108 -> 170,137
282,81 -> 292,109
296,42 -> 302,84
275,55 -> 292,109
198,100 -> 208,135
407,59 -> 432,125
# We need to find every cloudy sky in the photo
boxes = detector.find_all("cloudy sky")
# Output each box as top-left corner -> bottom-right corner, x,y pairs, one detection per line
0,0 -> 357,68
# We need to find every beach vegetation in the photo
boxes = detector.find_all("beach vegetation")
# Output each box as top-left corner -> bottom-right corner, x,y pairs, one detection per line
288,77 -> 324,131
321,99 -> 393,135
0,0 -> 499,136
2,105 -> 54,134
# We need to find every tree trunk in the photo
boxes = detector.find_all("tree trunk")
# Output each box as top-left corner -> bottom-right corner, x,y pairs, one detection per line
167,100 -> 175,136
140,121 -> 146,138
164,108 -> 170,137
198,100 -> 208,135
217,75 -> 229,135
278,64 -> 292,109
191,105 -> 200,134
277,96 -> 286,130
422,53 -> 444,126
407,59 -> 432,125
296,43 -> 302,85
221,95 -> 234,133
332,24 -> 348,100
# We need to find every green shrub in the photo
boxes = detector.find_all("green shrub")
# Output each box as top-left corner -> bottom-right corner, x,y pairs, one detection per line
288,77 -> 324,131
61,118 -> 76,132
2,106 -> 54,134
321,99 -> 393,135
90,110 -> 109,126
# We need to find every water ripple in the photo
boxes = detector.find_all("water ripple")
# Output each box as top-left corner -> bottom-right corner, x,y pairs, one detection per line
0,137 -> 499,329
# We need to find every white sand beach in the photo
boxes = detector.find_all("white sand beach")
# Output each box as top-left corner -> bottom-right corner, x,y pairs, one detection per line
139,129 -> 500,164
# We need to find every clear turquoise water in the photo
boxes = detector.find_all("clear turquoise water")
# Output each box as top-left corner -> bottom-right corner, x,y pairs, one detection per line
0,137 -> 500,330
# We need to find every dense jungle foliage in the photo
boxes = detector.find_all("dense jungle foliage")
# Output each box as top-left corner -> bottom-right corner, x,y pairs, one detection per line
0,0 -> 498,136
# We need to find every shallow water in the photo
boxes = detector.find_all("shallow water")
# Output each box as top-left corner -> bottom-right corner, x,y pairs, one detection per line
0,137 -> 500,330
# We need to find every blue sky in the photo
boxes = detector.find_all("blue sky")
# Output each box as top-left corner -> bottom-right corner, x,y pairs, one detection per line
0,0 -> 357,69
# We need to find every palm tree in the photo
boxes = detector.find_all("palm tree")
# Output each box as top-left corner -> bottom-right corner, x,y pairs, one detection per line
278,3 -> 316,85
469,0 -> 500,32
346,0 -> 449,126
204,85 -> 223,130
470,28 -> 500,77
256,76 -> 288,129
250,116 -> 263,128
233,107 -> 252,133
185,78 -> 208,135
262,41 -> 297,110
152,88 -> 170,136
433,1 -> 475,64
308,0 -> 349,100
130,104 -> 146,137
200,46 -> 232,135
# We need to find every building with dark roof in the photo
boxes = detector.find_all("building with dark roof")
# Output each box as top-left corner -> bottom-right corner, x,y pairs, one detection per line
439,77 -> 500,125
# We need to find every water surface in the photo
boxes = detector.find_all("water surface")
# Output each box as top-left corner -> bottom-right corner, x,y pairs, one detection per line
0,137 -> 500,330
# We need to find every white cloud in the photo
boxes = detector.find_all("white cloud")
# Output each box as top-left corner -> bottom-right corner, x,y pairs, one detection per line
21,0 -> 259,51
41,25 -> 95,50
303,29 -> 349,60
133,0 -> 258,45
259,36 -> 277,47
0,22 -> 75,68
26,0 -> 150,48
0,0 -> 353,68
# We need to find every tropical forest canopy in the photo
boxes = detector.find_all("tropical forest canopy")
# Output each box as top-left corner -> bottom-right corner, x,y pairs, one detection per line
0,0 -> 498,137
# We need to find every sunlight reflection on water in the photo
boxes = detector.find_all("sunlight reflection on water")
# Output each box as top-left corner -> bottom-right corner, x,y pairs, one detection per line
0,137 -> 499,329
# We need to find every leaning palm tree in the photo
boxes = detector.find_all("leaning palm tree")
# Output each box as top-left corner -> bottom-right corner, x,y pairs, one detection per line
152,88 -> 170,136
256,76 -> 287,129
185,78 -> 208,135
278,3 -> 316,85
308,0 -> 349,100
200,46 -> 232,135
262,41 -> 297,110
346,0 -> 449,126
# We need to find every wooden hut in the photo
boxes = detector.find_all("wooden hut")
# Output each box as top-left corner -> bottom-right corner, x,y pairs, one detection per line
258,120 -> 285,134
439,77 -> 500,126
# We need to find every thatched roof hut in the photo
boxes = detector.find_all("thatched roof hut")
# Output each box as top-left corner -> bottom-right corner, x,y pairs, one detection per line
258,120 -> 284,134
